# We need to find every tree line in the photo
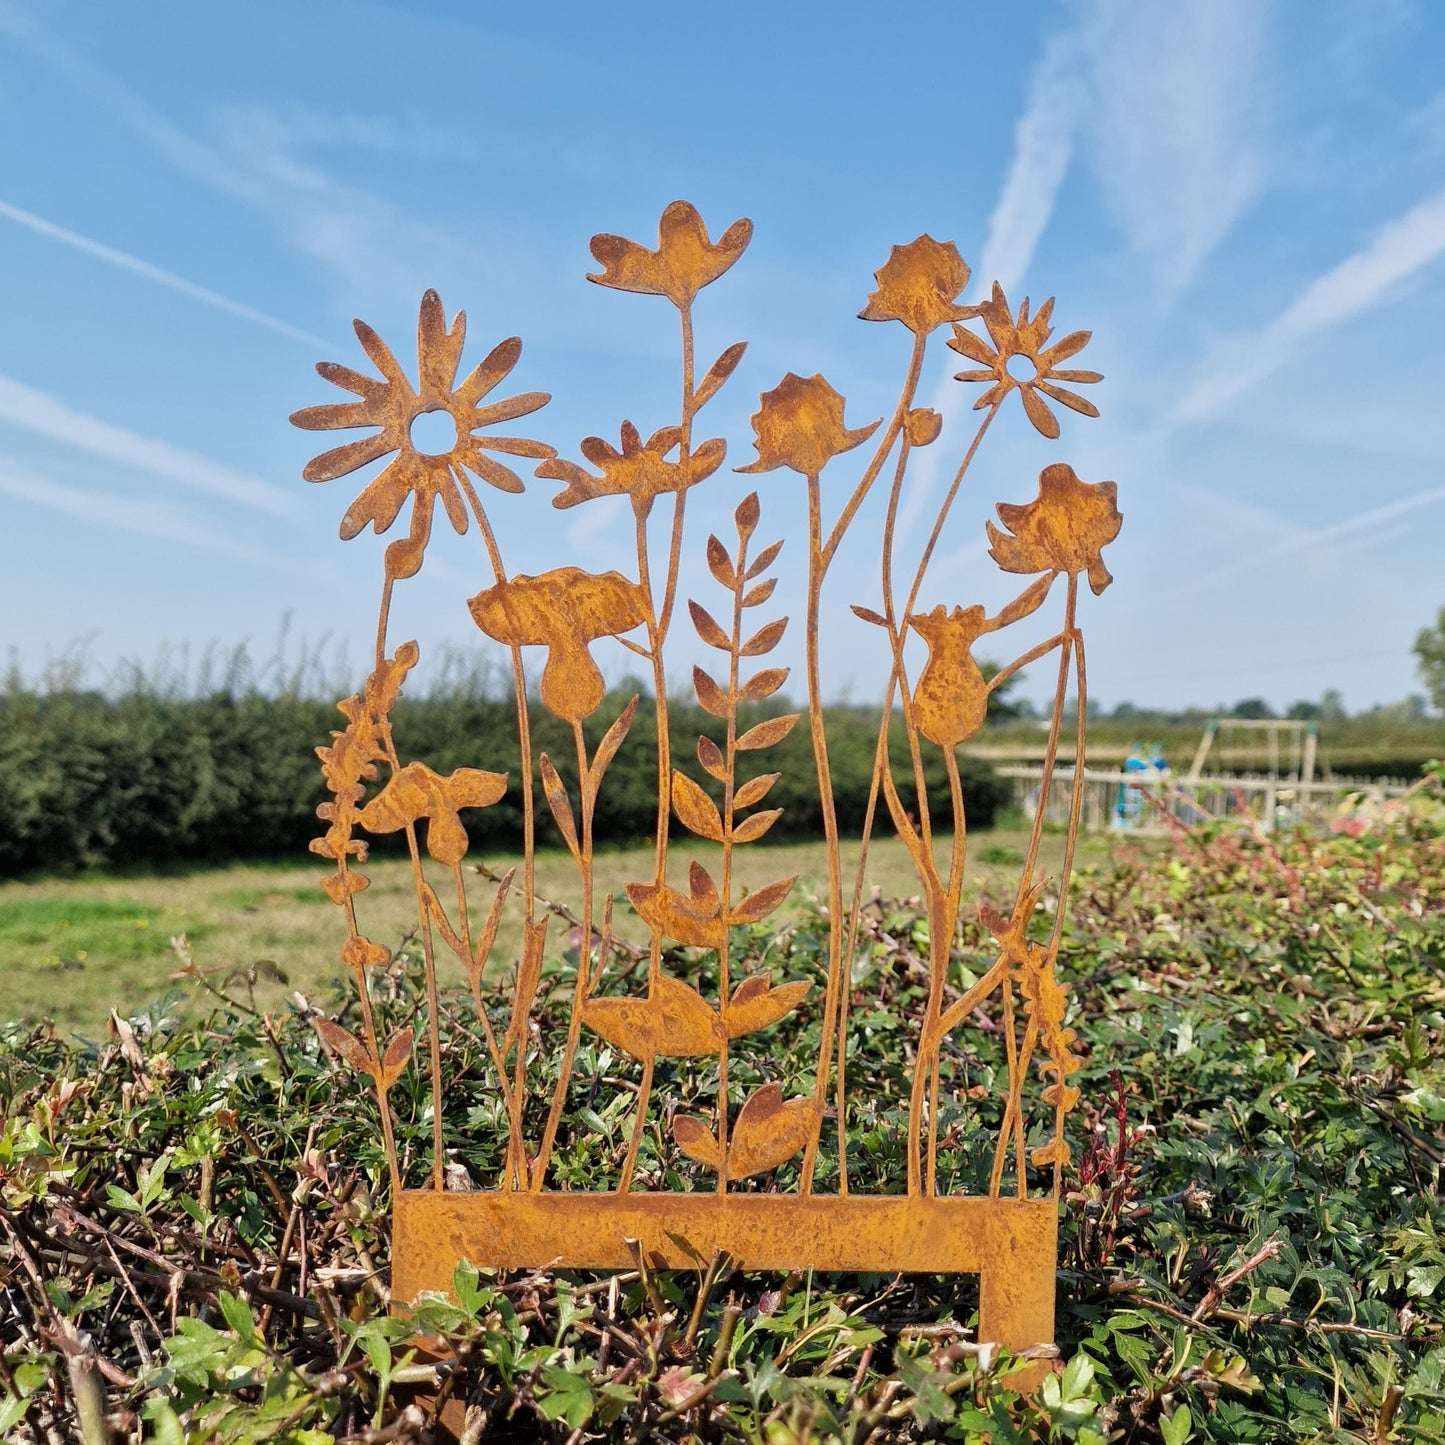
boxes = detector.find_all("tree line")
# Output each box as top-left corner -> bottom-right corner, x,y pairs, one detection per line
0,684 -> 1005,876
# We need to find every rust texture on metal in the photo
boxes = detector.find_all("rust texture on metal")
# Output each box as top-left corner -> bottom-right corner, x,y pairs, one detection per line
292,201 -> 1121,1364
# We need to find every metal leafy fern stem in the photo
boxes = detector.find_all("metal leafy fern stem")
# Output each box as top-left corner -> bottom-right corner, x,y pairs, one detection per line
293,201 -> 1122,1370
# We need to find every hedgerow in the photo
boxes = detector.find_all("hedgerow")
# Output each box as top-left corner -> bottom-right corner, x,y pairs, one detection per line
2,790 -> 1442,1441
0,687 -> 1004,875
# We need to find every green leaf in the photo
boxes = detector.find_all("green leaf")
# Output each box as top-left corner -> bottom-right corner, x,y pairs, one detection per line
1408,1263 -> 1444,1298
539,1365 -> 593,1428
1161,1403 -> 1193,1445
218,1290 -> 258,1344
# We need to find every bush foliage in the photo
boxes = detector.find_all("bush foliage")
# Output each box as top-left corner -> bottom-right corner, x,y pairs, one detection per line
0,685 -> 1004,875
2,794 -> 1443,1441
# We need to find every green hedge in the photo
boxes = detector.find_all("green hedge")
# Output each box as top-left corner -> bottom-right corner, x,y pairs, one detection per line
0,687 -> 1003,875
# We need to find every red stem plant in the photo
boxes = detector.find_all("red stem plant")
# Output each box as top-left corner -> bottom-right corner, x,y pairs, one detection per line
292,202 -> 1121,1203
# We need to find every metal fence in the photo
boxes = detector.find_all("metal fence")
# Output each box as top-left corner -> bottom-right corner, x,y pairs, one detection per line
996,765 -> 1415,834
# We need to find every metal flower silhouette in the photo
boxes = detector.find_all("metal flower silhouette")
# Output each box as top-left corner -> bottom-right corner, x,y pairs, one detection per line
859,235 -> 973,335
358,761 -> 507,867
987,463 -> 1122,596
909,605 -> 993,748
948,283 -> 1101,440
467,567 -> 649,722
587,200 -> 752,309
538,421 -> 727,517
737,373 -> 880,477
290,290 -> 553,578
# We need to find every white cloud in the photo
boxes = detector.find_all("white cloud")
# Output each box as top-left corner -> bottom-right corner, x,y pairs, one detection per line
1170,185 -> 1445,424
0,456 -> 283,564
1162,482 -> 1445,599
971,32 -> 1084,301
0,197 -> 328,348
0,4 -> 486,308
0,376 -> 295,517
1077,0 -> 1270,296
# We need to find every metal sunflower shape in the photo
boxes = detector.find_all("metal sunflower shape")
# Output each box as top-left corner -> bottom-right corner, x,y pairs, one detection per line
291,289 -> 554,579
947,283 -> 1101,440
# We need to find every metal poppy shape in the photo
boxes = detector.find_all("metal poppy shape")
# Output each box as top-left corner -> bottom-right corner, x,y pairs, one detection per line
858,235 -> 973,335
587,200 -> 752,309
467,567 -> 649,723
908,604 -> 992,749
357,761 -> 507,867
538,421 -> 727,517
987,463 -> 1122,596
737,372 -> 881,477
948,283 -> 1101,441
290,290 -> 553,579
580,976 -> 723,1063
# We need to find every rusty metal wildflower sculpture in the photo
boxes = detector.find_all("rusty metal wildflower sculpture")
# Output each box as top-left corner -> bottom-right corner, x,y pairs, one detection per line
293,202 -> 1120,1375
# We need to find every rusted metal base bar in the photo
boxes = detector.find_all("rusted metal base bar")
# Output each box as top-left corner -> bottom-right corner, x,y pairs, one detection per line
393,1191 -> 1056,1371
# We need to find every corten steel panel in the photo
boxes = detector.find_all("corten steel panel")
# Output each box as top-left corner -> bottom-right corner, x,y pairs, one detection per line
292,200 -> 1120,1379
393,1191 -> 1057,1356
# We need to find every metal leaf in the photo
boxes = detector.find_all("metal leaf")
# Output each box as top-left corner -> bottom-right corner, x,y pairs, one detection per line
740,618 -> 787,657
745,539 -> 783,579
726,1084 -> 816,1180
739,667 -> 788,702
688,600 -> 731,651
589,694 -> 640,795
672,1115 -> 723,1172
314,1017 -> 372,1076
733,772 -> 779,809
727,875 -> 797,926
731,808 -> 782,844
695,341 -> 747,410
539,753 -> 579,856
625,867 -> 726,951
672,770 -> 725,843
693,666 -> 730,719
735,714 -> 799,751
706,534 -> 736,590
379,1027 -> 414,1091
725,976 -> 811,1038
581,976 -> 722,1062
697,734 -> 727,781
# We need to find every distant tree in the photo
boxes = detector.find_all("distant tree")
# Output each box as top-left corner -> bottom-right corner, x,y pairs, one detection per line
1286,700 -> 1321,720
1111,700 -> 1141,721
1319,688 -> 1348,722
980,660 -> 1030,723
1415,606 -> 1445,714
1232,697 -> 1275,720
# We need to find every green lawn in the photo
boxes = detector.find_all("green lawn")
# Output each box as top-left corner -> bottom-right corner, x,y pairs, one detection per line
0,828 -> 1134,1031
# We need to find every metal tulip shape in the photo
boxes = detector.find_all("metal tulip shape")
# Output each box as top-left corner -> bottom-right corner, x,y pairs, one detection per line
293,202 -> 1120,1381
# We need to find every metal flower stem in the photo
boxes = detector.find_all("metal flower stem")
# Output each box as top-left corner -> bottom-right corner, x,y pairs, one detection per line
530,719 -> 597,1188
369,568 -> 449,1192
798,470 -> 849,1196
456,470 -> 536,1187
339,870 -> 402,1197
618,301 -> 695,1194
989,573 -> 1078,1198
713,521 -> 754,1191
798,335 -> 928,1194
836,403 -> 1001,1193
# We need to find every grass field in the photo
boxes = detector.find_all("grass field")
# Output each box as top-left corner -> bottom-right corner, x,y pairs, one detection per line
0,828 -> 1134,1031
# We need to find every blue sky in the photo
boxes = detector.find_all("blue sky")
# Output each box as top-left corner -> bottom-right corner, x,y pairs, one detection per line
1,0 -> 1443,714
